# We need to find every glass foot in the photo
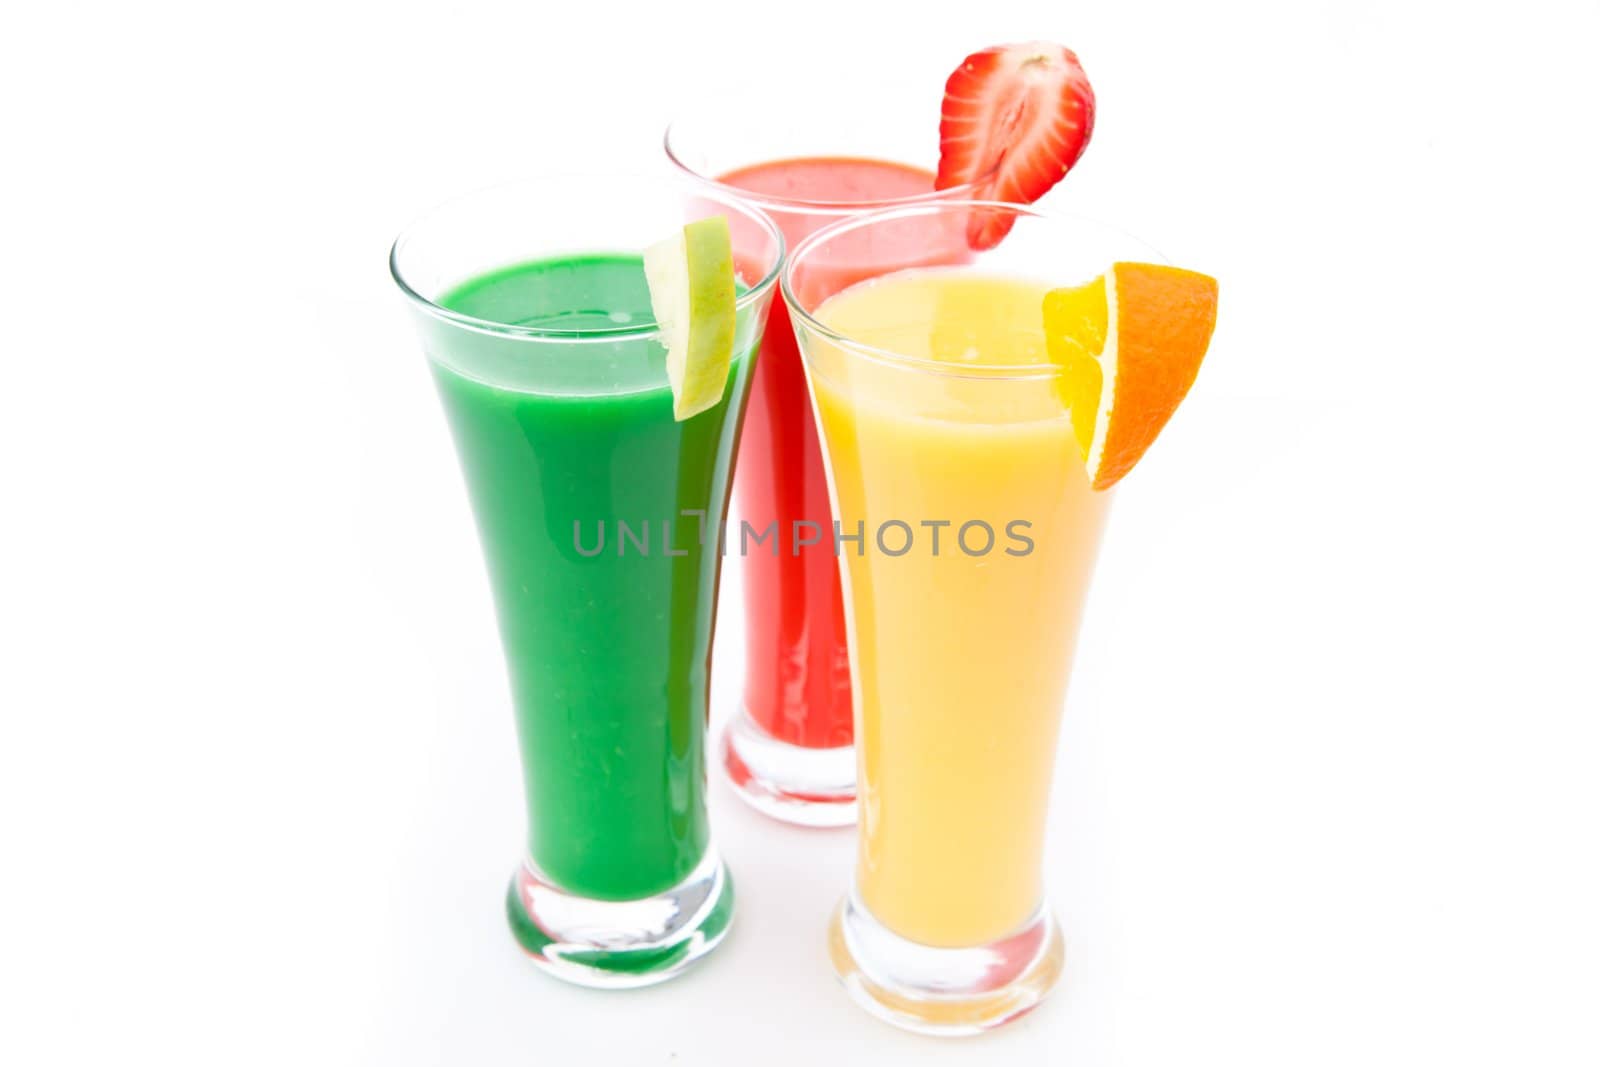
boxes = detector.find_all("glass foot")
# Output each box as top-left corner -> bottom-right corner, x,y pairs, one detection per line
506,847 -> 733,989
827,890 -> 1064,1036
719,709 -> 856,827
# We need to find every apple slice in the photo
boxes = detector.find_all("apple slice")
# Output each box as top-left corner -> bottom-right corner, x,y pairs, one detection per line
643,216 -> 737,421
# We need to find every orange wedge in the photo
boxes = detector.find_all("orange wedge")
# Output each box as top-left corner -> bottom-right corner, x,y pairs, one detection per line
1044,262 -> 1218,490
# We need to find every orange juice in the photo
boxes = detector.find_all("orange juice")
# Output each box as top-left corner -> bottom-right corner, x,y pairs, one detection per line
808,267 -> 1111,947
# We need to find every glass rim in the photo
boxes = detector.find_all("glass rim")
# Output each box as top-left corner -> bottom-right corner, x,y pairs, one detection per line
781,200 -> 1167,381
388,174 -> 786,344
662,120 -> 1001,216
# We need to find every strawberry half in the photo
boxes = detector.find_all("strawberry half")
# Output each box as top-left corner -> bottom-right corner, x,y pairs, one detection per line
936,42 -> 1097,249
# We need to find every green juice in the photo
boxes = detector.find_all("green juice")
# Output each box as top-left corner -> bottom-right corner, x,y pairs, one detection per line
432,253 -> 753,901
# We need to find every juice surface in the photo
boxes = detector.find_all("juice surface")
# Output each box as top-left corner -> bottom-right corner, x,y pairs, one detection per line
434,254 -> 752,900
717,157 -> 949,749
810,267 -> 1111,946
720,156 -> 934,204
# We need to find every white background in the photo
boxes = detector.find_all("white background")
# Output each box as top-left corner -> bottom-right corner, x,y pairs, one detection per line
3,1 -> 1598,1063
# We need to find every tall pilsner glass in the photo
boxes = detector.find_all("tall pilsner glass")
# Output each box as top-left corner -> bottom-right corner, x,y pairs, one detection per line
787,201 -> 1162,1033
665,91 -> 987,825
390,176 -> 782,988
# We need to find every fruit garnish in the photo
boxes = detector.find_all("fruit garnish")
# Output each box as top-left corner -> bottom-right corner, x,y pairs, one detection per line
1044,263 -> 1218,490
936,42 -> 1096,249
643,215 -> 737,421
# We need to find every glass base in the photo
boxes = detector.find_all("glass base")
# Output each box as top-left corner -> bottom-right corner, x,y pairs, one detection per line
505,846 -> 734,989
719,708 -> 856,827
827,890 -> 1064,1036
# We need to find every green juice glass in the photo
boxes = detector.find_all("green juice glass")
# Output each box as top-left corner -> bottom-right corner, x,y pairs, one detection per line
390,176 -> 783,988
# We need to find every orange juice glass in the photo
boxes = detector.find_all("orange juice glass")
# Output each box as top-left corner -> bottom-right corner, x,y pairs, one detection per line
786,201 -> 1164,1034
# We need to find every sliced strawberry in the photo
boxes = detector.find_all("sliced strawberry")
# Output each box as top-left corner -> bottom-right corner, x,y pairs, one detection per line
936,42 -> 1096,249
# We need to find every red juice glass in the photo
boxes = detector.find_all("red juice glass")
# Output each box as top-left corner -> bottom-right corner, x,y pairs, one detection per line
666,91 -> 988,825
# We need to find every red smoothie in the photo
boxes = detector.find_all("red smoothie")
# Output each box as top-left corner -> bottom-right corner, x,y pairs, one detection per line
719,157 -> 960,750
